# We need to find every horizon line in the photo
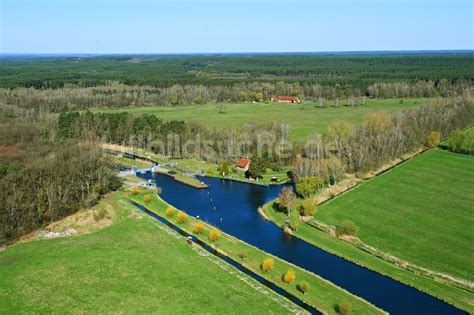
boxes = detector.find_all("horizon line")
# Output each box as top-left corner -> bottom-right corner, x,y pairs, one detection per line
1,49 -> 473,57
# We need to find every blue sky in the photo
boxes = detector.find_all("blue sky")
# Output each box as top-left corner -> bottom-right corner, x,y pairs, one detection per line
1,0 -> 473,53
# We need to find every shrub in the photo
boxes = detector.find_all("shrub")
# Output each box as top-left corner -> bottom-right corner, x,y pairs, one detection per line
283,269 -> 296,284
143,194 -> 151,203
208,228 -> 220,242
219,161 -> 229,176
238,253 -> 247,260
298,281 -> 310,294
338,302 -> 352,315
0,232 -> 6,246
295,176 -> 322,198
336,220 -> 358,237
84,192 -> 99,208
155,186 -> 162,195
193,222 -> 205,234
261,258 -> 274,272
427,131 -> 441,148
92,183 -> 103,195
299,198 -> 317,217
165,206 -> 176,217
289,219 -> 300,231
449,129 -> 463,152
131,186 -> 140,195
93,207 -> 107,222
177,211 -> 188,224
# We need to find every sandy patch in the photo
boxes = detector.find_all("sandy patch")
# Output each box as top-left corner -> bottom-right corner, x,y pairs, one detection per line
257,207 -> 270,220
20,199 -> 116,242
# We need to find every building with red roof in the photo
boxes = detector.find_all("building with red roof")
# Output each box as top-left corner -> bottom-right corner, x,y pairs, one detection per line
236,158 -> 250,172
271,95 -> 301,104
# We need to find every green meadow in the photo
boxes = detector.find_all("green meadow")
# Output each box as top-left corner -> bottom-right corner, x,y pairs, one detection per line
261,150 -> 474,312
96,98 -> 428,140
318,150 -> 474,282
0,194 -> 296,314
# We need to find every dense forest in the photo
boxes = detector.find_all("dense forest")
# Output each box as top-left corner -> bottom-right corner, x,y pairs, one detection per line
1,53 -> 473,111
1,53 -> 473,89
0,108 -> 121,243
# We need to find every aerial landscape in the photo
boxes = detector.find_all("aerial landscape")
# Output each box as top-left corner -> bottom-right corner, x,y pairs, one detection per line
0,0 -> 473,314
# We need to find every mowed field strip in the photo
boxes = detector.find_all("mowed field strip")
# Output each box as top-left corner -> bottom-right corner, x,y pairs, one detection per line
0,194 -> 296,314
318,149 -> 474,282
96,98 -> 427,140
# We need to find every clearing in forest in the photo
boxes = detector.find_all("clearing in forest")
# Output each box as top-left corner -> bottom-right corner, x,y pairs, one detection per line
96,98 -> 427,141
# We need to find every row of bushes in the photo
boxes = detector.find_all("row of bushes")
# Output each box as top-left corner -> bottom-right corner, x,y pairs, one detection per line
261,257 -> 351,314
141,193 -> 223,242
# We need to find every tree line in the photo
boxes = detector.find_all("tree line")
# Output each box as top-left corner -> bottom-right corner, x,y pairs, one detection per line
1,80 -> 471,113
57,110 -> 295,166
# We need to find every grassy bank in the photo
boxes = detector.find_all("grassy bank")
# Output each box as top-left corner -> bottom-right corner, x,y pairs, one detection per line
206,169 -> 292,185
262,150 -> 474,313
0,193 -> 300,314
96,98 -> 428,140
173,173 -> 208,188
130,190 -> 385,315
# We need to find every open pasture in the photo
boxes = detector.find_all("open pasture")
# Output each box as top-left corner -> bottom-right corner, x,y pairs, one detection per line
318,150 -> 474,282
97,98 -> 427,140
0,194 -> 292,314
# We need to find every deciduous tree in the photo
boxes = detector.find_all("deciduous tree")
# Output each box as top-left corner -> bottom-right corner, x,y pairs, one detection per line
248,155 -> 266,179
278,187 -> 296,216
427,131 -> 441,148
283,269 -> 296,284
261,258 -> 274,272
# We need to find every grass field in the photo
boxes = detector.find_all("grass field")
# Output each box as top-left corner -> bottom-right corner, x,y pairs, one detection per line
96,98 -> 428,140
0,194 -> 297,314
261,198 -> 474,313
318,149 -> 474,282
